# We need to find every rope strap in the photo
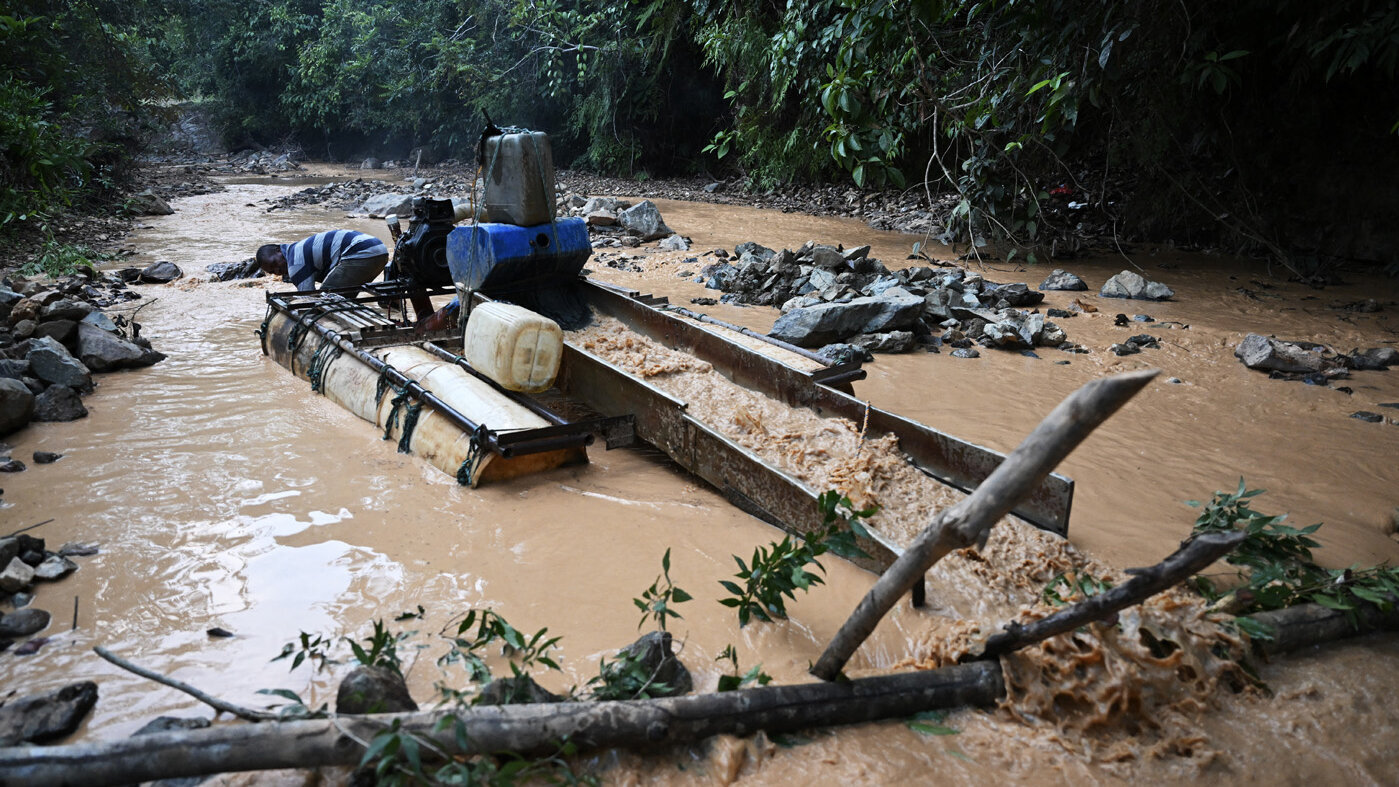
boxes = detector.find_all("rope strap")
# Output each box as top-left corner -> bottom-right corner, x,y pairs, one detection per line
455,425 -> 489,486
255,304 -> 274,356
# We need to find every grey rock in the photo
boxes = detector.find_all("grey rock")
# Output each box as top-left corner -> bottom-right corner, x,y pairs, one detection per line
0,458 -> 25,472
618,200 -> 671,241
336,665 -> 418,714
1126,334 -> 1160,349
0,359 -> 29,379
360,193 -> 414,218
1039,269 -> 1088,291
1167,377 -> 1183,384
0,608 -> 50,637
582,196 -> 625,215
1351,411 -> 1384,423
1110,343 -> 1141,356
850,330 -> 916,353
58,543 -> 99,557
862,275 -> 904,298
809,245 -> 847,270
7,297 -> 40,325
987,282 -> 1044,307
585,209 -> 617,226
771,296 -> 892,347
27,337 -> 91,390
360,157 -> 382,170
733,242 -> 776,262
701,263 -> 737,290
1039,322 -> 1067,346
1235,333 -> 1326,374
77,322 -> 165,372
0,288 -> 21,306
79,312 -> 119,332
34,555 -> 77,581
207,259 -> 262,281
0,682 -> 98,745
41,299 -> 92,323
1352,347 -> 1399,370
0,539 -> 14,569
32,385 -> 87,422
1100,270 -> 1174,300
843,245 -> 871,262
137,261 -> 183,284
1046,308 -> 1074,318
12,319 -> 34,339
128,190 -> 174,216
805,268 -> 837,294
605,631 -> 692,698
657,234 -> 690,252
32,319 -> 76,346
951,347 -> 981,359
33,451 -> 61,464
477,675 -> 564,706
0,557 -> 35,593
1132,314 -> 1155,323
0,378 -> 34,435
134,716 -> 210,736
702,182 -> 723,193
22,377 -> 43,395
816,343 -> 871,365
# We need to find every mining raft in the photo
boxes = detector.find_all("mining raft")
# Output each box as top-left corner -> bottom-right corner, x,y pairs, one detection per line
257,129 -> 1073,573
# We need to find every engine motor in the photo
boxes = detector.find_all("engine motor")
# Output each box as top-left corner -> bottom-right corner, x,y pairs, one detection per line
388,197 -> 456,287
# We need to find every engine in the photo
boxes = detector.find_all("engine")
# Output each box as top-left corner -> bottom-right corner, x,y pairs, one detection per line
388,197 -> 456,288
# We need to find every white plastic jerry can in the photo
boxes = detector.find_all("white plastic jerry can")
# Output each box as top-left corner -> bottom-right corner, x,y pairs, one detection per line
462,302 -> 563,393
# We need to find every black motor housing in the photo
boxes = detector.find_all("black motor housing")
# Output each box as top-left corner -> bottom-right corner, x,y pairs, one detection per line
390,197 -> 456,287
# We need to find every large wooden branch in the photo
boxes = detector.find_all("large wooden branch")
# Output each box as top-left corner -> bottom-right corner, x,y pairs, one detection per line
811,369 -> 1159,680
95,646 -> 279,722
0,663 -> 1004,785
978,529 -> 1246,659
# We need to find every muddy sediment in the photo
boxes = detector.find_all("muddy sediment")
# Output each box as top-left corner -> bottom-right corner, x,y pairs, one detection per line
0,172 -> 1396,782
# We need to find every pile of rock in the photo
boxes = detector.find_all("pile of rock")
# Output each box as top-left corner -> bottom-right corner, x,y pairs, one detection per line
0,267 -> 168,436
693,241 -> 1075,358
559,195 -> 688,250
226,149 -> 303,175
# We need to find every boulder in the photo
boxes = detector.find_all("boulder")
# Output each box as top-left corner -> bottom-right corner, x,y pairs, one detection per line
0,359 -> 28,380
27,337 -> 91,390
76,322 -> 165,372
33,450 -> 61,464
843,245 -> 872,262
7,298 -> 40,326
603,631 -> 692,698
809,245 -> 847,270
582,196 -> 625,215
32,385 -> 87,422
816,343 -> 871,365
12,319 -> 35,339
617,200 -> 671,241
769,290 -> 922,347
0,378 -> 34,435
336,666 -> 418,714
733,242 -> 776,262
1234,333 -> 1326,373
1100,270 -> 1174,300
987,282 -> 1045,307
658,234 -> 690,251
137,261 -> 183,284
585,210 -> 617,226
32,319 -> 76,346
0,557 -> 35,593
34,554 -> 77,580
850,330 -> 917,353
1351,347 -> 1399,370
0,458 -> 24,472
0,682 -> 98,745
207,259 -> 263,281
0,608 -> 50,637
127,190 -> 174,216
477,675 -> 564,705
360,193 -> 414,218
80,311 -> 119,332
0,538 -> 16,567
41,299 -> 92,322
1039,269 -> 1088,291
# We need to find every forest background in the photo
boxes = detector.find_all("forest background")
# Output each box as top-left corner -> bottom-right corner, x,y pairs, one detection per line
3,0 -> 1396,270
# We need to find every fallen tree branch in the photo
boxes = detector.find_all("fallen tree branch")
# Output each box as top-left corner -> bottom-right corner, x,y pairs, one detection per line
978,529 -> 1247,659
811,368 -> 1159,680
1251,599 -> 1399,657
94,646 -> 279,722
3,519 -> 54,539
0,662 -> 1004,784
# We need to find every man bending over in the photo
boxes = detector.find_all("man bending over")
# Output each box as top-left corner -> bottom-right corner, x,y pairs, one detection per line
255,230 -> 389,292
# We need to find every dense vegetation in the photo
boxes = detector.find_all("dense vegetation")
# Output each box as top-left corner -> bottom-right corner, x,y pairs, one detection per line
5,0 -> 1397,263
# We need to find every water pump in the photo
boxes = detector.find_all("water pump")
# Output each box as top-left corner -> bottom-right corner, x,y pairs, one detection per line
388,196 -> 456,288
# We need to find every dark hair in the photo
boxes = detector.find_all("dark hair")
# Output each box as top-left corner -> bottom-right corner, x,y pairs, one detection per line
255,244 -> 282,270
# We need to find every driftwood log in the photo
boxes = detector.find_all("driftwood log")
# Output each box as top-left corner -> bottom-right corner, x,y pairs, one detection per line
811,368 -> 1159,680
0,662 -> 1003,785
978,529 -> 1247,659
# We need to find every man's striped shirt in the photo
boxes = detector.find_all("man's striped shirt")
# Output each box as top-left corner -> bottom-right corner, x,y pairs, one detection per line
281,230 -> 388,290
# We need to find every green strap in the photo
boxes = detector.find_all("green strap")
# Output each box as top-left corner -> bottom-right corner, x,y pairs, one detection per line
255,304 -> 274,356
455,425 -> 489,486
307,335 -> 343,394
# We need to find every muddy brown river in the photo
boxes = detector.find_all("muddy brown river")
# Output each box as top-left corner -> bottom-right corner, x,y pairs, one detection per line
3,172 -> 1398,784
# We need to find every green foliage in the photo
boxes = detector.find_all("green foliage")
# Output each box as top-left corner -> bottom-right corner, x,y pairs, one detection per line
1041,571 -> 1114,607
634,548 -> 693,632
718,490 -> 875,626
436,608 -> 562,697
1189,481 -> 1399,639
18,238 -> 113,278
586,649 -> 674,701
714,644 -> 771,692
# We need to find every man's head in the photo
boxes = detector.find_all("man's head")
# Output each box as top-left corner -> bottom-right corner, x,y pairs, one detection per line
256,244 -> 288,278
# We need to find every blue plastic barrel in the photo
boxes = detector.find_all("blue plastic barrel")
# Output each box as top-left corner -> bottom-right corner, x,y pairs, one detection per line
445,218 -> 590,294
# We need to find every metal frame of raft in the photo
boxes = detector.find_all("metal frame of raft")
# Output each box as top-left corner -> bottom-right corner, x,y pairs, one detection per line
261,276 -> 1072,570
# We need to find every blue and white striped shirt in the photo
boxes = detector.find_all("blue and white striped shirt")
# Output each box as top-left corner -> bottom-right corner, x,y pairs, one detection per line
281,230 -> 388,290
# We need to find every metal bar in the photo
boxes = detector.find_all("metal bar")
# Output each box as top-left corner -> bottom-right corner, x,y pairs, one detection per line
419,342 -> 569,426
658,303 -> 841,367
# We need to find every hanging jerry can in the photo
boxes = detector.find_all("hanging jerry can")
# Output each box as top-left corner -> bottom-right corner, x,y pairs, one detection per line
483,131 -> 556,226
462,302 -> 562,393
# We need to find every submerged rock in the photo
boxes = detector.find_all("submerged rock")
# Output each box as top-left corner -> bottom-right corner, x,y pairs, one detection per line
32,385 -> 87,422
1039,269 -> 1088,291
476,675 -> 564,706
0,682 -> 98,745
137,261 -> 183,284
336,666 -> 418,714
1235,333 -> 1327,373
604,631 -> 692,698
76,323 -> 166,372
0,607 -> 50,637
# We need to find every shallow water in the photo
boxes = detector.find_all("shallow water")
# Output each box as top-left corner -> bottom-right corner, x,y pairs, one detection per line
1,176 -> 1396,782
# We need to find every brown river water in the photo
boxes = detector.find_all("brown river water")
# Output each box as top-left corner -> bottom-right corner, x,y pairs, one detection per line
3,174 -> 1398,784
